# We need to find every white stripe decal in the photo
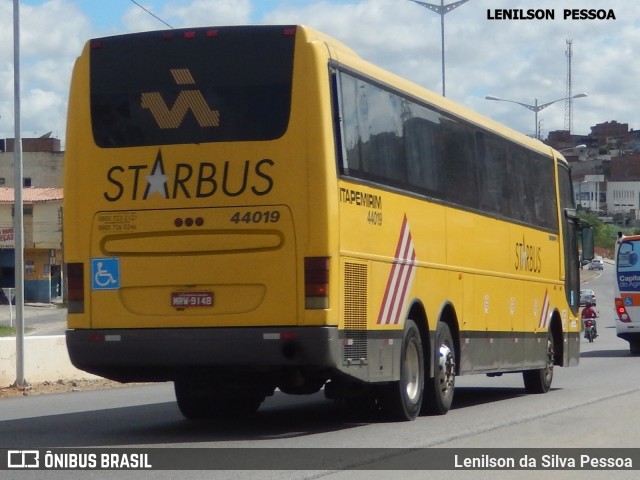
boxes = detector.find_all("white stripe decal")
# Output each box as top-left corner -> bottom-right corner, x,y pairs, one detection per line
377,215 -> 417,325
538,290 -> 550,329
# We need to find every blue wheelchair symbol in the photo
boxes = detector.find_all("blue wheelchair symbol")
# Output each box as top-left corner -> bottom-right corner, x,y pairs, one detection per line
625,297 -> 633,307
91,258 -> 120,290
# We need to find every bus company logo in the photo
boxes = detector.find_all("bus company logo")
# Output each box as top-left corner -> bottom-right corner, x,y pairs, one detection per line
141,68 -> 220,129
515,236 -> 542,273
104,150 -> 275,202
7,450 -> 40,469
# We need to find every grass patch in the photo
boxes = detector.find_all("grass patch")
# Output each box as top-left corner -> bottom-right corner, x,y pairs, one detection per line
0,326 -> 34,337
0,325 -> 16,337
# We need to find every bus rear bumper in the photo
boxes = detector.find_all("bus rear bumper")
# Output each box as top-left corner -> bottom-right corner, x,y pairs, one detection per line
66,327 -> 341,383
616,330 -> 640,343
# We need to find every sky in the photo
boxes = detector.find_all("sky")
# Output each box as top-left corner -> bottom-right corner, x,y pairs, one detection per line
0,0 -> 637,147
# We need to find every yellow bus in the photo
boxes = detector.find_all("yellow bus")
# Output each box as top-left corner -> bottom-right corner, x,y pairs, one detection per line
64,25 -> 592,421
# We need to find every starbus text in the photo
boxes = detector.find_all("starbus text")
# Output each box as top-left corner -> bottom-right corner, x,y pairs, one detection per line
515,239 -> 542,273
104,156 -> 274,201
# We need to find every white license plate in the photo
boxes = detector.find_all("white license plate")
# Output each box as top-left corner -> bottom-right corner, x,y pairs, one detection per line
171,291 -> 214,308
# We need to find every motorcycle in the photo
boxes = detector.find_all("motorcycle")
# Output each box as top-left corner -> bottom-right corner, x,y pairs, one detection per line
583,318 -> 597,342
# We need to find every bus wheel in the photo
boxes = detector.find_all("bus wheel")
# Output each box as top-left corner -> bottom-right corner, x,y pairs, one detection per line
523,331 -> 555,393
629,341 -> 640,355
174,379 -> 264,420
380,319 -> 424,421
422,322 -> 456,415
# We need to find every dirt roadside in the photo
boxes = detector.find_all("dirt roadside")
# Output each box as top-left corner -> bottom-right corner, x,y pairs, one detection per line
1,305 -> 127,398
0,378 -> 137,399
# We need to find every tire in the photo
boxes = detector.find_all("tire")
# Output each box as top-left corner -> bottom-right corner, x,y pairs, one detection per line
630,341 -> 640,355
523,331 -> 555,394
174,378 -> 264,420
588,329 -> 594,343
422,322 -> 456,415
379,319 -> 425,421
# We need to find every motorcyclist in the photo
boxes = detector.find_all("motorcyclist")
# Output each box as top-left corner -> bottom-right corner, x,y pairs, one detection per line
581,302 -> 598,337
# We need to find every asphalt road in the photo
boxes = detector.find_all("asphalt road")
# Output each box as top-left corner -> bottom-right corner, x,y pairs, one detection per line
1,264 -> 638,479
0,301 -> 66,336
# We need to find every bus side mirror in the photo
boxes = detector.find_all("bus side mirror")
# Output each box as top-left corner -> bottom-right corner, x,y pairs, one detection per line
581,227 -> 595,263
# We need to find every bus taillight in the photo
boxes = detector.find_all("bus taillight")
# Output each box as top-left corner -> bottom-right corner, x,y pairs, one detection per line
305,257 -> 329,309
66,262 -> 85,314
615,298 -> 631,322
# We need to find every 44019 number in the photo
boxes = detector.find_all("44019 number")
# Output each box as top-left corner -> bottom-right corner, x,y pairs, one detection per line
367,210 -> 383,226
230,210 -> 281,224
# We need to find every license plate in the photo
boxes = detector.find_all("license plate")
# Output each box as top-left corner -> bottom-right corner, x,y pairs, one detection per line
171,291 -> 214,308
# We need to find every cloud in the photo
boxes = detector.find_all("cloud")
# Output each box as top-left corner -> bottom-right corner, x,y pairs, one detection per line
1,0 -> 639,144
0,0 -> 90,142
21,0 -> 89,56
123,0 -> 253,31
168,0 -> 253,26
261,0 -> 640,136
21,88 -> 67,138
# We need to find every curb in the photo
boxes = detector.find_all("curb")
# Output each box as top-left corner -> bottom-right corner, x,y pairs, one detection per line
0,335 -> 98,386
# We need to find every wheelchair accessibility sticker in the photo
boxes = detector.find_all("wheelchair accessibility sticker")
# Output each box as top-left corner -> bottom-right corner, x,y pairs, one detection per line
91,257 -> 120,290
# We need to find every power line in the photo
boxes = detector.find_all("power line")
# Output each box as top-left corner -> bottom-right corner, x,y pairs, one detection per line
129,0 -> 174,29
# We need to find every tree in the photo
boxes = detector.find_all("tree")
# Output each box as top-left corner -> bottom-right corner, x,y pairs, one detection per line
577,211 -> 633,254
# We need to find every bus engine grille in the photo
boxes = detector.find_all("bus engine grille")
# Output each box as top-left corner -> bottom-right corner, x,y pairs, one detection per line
343,262 -> 368,364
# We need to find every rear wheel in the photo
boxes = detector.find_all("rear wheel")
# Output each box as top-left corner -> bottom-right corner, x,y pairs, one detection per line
523,331 -> 555,393
629,341 -> 640,355
380,319 -> 425,421
422,322 -> 456,415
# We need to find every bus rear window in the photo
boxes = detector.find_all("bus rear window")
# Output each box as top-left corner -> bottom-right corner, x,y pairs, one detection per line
90,26 -> 296,148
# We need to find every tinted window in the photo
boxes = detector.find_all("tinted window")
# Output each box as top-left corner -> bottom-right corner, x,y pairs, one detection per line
90,26 -> 296,148
335,68 -> 558,232
508,147 -> 557,229
476,132 -> 510,217
617,240 -> 640,271
341,76 -> 405,187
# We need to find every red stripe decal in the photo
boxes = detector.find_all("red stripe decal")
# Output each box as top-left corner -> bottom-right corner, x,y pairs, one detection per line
377,215 -> 418,325
538,290 -> 550,329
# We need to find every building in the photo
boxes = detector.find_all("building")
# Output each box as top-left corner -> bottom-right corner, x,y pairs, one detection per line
590,121 -> 629,149
0,135 -> 63,302
546,122 -> 640,227
607,181 -> 640,219
0,135 -> 63,188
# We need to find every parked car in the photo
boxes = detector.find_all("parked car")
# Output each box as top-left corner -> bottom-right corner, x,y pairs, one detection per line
588,258 -> 604,270
580,289 -> 596,306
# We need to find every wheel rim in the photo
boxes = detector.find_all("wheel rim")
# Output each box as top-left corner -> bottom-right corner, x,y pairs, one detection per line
404,339 -> 421,402
437,343 -> 455,394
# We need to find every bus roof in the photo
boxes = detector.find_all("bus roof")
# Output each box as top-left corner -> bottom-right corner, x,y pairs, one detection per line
295,25 -> 564,165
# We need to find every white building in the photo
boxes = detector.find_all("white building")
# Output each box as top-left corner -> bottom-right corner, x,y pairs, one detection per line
607,181 -> 640,219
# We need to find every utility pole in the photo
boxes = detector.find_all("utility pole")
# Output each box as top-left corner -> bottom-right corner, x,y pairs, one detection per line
564,39 -> 574,133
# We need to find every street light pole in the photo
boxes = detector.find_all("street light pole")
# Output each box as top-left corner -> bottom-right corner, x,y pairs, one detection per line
12,0 -> 26,389
408,0 -> 472,97
485,93 -> 587,139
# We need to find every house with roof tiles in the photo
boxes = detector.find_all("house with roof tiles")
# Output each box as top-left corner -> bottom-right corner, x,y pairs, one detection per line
0,136 -> 63,302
